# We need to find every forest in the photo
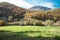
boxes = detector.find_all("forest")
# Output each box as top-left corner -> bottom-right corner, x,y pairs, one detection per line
0,2 -> 60,26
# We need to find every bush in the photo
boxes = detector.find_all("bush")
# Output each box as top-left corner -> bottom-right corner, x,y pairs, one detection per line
0,20 -> 5,26
45,20 -> 54,26
19,18 -> 44,26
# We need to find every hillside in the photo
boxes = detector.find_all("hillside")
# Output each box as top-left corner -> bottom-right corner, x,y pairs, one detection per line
25,9 -> 60,21
0,2 -> 26,22
0,2 -> 60,26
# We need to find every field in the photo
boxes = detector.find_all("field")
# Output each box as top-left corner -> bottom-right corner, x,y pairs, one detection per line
0,26 -> 60,40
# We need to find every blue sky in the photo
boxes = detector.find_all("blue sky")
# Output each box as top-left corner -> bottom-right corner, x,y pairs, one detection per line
0,0 -> 60,9
25,0 -> 60,8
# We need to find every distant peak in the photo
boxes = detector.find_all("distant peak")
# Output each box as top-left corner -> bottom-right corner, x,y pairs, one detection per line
29,6 -> 52,11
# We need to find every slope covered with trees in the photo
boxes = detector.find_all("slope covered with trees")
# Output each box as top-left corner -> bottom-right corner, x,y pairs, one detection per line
0,2 -> 60,26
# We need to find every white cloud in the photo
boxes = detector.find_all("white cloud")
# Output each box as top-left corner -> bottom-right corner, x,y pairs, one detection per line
39,2 -> 54,8
0,0 -> 33,9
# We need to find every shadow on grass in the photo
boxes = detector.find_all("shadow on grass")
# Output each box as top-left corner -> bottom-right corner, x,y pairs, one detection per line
0,30 -> 60,40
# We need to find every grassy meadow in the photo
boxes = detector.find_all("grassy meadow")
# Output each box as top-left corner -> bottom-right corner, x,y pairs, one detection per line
0,26 -> 60,40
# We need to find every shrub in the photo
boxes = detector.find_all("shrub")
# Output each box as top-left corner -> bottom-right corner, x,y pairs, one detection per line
45,20 -> 54,26
19,18 -> 44,26
0,20 -> 5,26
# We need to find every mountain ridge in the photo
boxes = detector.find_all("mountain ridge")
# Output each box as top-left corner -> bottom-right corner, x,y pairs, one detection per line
29,6 -> 52,11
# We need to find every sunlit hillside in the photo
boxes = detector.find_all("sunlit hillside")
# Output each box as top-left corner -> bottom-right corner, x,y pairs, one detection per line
0,2 -> 60,26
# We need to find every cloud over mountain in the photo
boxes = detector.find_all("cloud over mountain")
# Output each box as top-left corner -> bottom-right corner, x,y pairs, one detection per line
0,0 -> 33,8
40,2 -> 54,8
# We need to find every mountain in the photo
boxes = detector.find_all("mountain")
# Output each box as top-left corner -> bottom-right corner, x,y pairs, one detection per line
29,6 -> 51,11
0,2 -> 26,22
0,2 -> 60,26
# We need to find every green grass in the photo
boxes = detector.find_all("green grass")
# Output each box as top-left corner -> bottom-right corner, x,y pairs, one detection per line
0,26 -> 60,40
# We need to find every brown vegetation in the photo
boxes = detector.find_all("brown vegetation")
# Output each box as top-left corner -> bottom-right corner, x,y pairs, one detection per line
0,2 -> 60,26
